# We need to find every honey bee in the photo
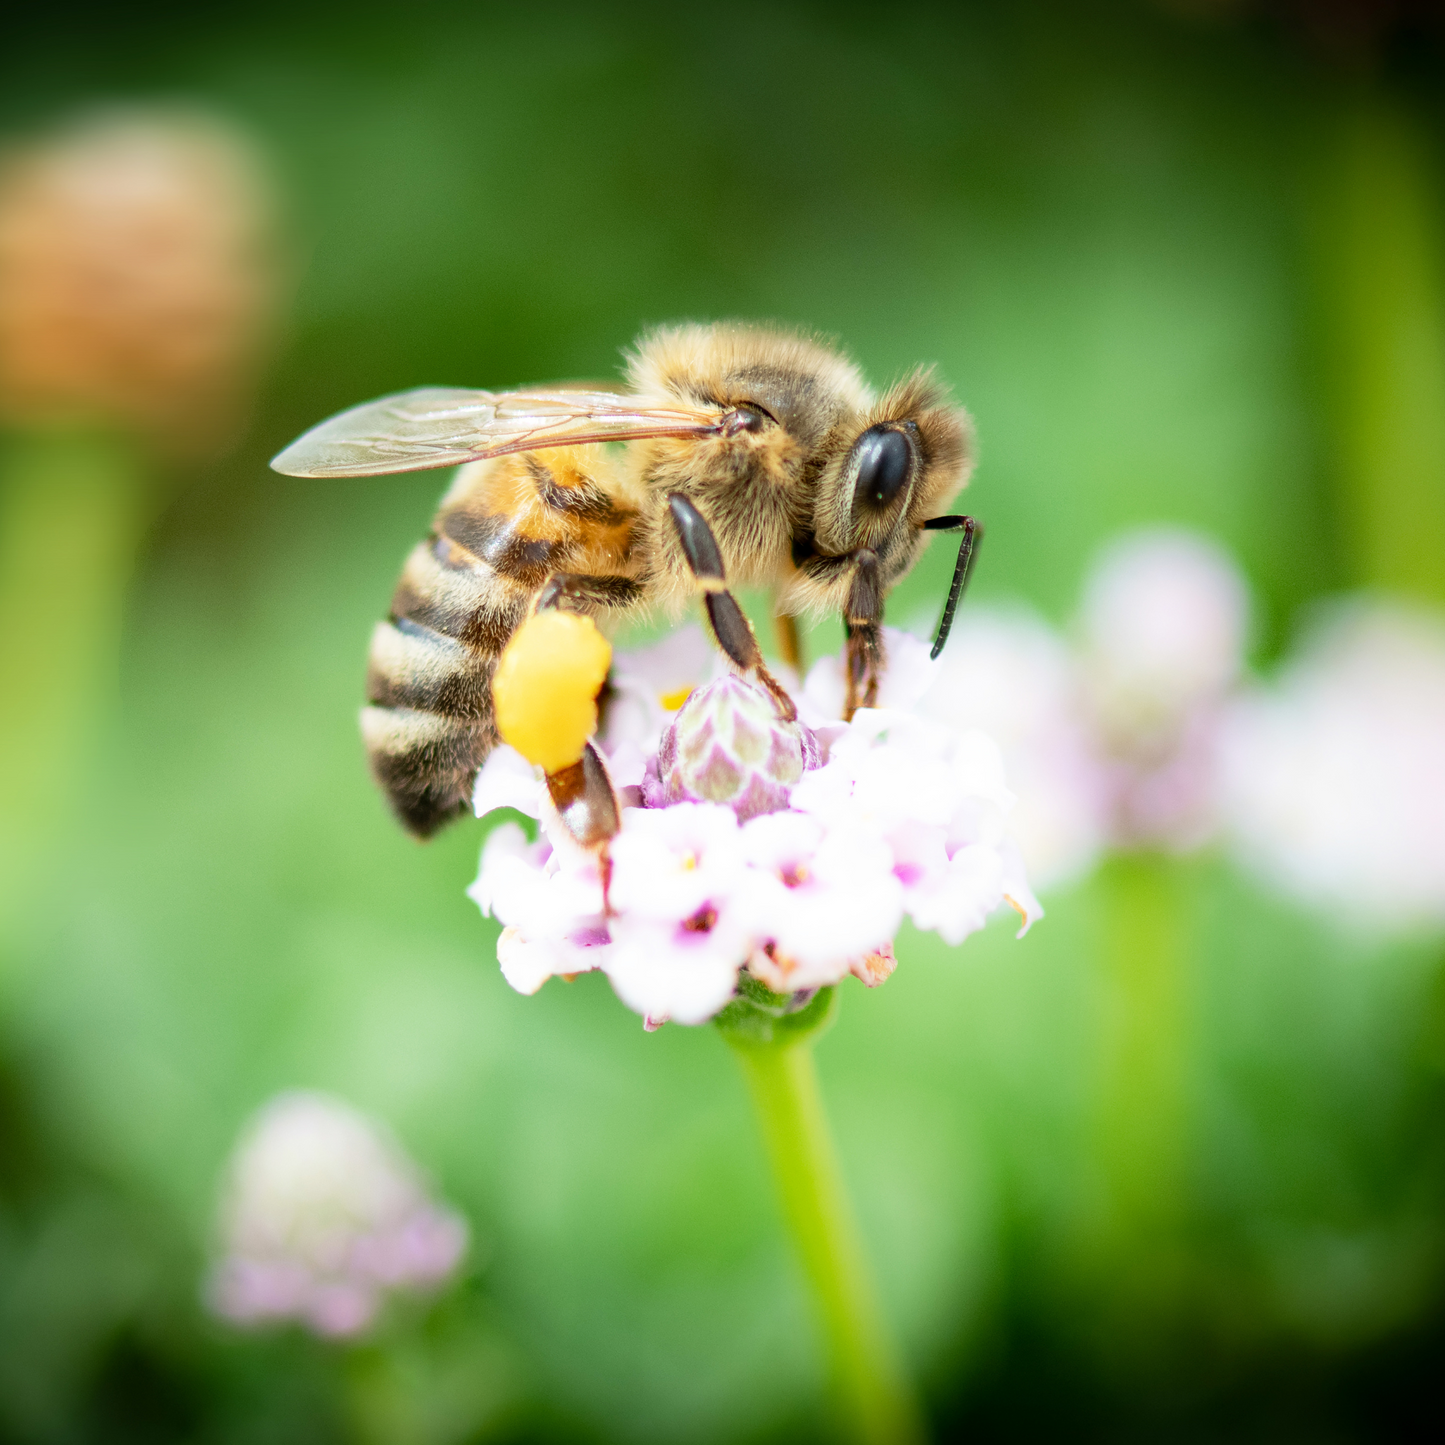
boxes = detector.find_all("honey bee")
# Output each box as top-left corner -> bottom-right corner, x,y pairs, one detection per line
272,323 -> 980,848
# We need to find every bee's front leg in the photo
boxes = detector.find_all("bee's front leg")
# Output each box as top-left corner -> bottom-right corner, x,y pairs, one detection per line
843,549 -> 884,719
666,493 -> 797,722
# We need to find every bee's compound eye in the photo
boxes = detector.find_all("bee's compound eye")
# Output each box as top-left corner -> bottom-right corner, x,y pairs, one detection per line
852,427 -> 911,510
722,404 -> 768,435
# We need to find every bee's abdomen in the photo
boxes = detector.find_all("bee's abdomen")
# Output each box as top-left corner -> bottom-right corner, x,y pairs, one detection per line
363,533 -> 529,837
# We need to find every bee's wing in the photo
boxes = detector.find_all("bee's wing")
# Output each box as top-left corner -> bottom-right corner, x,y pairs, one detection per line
270,386 -> 724,478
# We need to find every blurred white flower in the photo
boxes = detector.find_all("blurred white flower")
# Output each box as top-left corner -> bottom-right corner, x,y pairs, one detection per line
1078,528 -> 1250,851
1220,599 -> 1445,935
208,1092 -> 467,1338
469,628 -> 1041,1027
895,527 -> 1254,878
1079,529 -> 1249,739
917,608 -> 1106,888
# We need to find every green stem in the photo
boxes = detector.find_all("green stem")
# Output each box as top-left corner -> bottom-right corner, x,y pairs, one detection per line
728,1021 -> 924,1445
1314,101 -> 1445,603
1086,853 -> 1193,1310
0,428 -> 147,949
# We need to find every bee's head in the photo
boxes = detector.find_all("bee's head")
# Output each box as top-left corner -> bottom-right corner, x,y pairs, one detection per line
793,373 -> 974,610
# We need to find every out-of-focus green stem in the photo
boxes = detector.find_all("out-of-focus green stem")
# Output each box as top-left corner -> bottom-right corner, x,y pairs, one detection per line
1317,103 -> 1445,603
1088,853 -> 1192,1302
0,429 -> 146,947
729,1025 -> 924,1445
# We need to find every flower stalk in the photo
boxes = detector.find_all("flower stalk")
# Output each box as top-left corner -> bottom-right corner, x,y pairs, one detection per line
719,982 -> 924,1445
1086,852 -> 1193,1311
0,428 -> 145,945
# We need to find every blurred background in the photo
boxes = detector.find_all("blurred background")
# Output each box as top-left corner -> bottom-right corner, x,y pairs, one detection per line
2,1 -> 1444,1439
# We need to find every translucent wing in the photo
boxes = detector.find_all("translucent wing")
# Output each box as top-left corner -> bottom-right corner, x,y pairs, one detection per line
270,386 -> 725,478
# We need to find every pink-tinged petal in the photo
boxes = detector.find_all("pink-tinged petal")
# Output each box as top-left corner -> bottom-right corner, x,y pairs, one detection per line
472,745 -> 543,820
608,803 -> 746,924
605,912 -> 750,1024
887,820 -> 950,891
906,843 -> 1007,947
467,822 -> 546,919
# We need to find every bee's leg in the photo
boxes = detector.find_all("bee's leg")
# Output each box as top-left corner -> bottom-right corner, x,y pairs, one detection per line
922,514 -> 981,660
534,571 -> 644,617
523,571 -> 640,887
843,549 -> 884,719
545,740 -> 620,905
666,494 -> 797,722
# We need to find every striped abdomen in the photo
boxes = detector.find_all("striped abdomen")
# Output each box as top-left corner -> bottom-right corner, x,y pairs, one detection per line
361,447 -> 644,837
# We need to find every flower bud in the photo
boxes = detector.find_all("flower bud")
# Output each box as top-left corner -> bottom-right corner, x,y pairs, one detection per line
655,673 -> 817,820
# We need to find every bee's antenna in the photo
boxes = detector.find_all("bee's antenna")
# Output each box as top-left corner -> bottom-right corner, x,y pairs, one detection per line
924,515 -> 982,660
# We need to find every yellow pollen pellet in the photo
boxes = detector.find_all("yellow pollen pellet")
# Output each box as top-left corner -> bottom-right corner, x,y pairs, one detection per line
659,685 -> 694,712
492,611 -> 613,773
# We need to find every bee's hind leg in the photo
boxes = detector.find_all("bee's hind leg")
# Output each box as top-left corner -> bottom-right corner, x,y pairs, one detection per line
545,740 -> 620,905
535,571 -> 644,880
666,494 -> 796,722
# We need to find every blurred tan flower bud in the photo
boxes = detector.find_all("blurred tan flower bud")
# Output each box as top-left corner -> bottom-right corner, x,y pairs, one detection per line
0,110 -> 276,456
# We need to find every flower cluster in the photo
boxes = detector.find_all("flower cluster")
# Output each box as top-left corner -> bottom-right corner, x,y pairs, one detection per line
470,626 -> 1040,1028
207,1091 -> 467,1338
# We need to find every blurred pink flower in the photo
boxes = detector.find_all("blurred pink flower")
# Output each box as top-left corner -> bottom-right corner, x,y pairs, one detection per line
207,1092 -> 467,1338
917,608 -> 1107,889
1220,600 -> 1445,935
1078,528 -> 1250,851
909,527 -> 1252,878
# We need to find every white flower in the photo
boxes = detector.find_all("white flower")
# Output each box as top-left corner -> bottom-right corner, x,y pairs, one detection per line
471,744 -> 543,821
468,628 -> 1042,1027
606,803 -> 754,1025
467,822 -> 608,995
738,810 -> 902,988
1219,599 -> 1445,935
207,1092 -> 467,1338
